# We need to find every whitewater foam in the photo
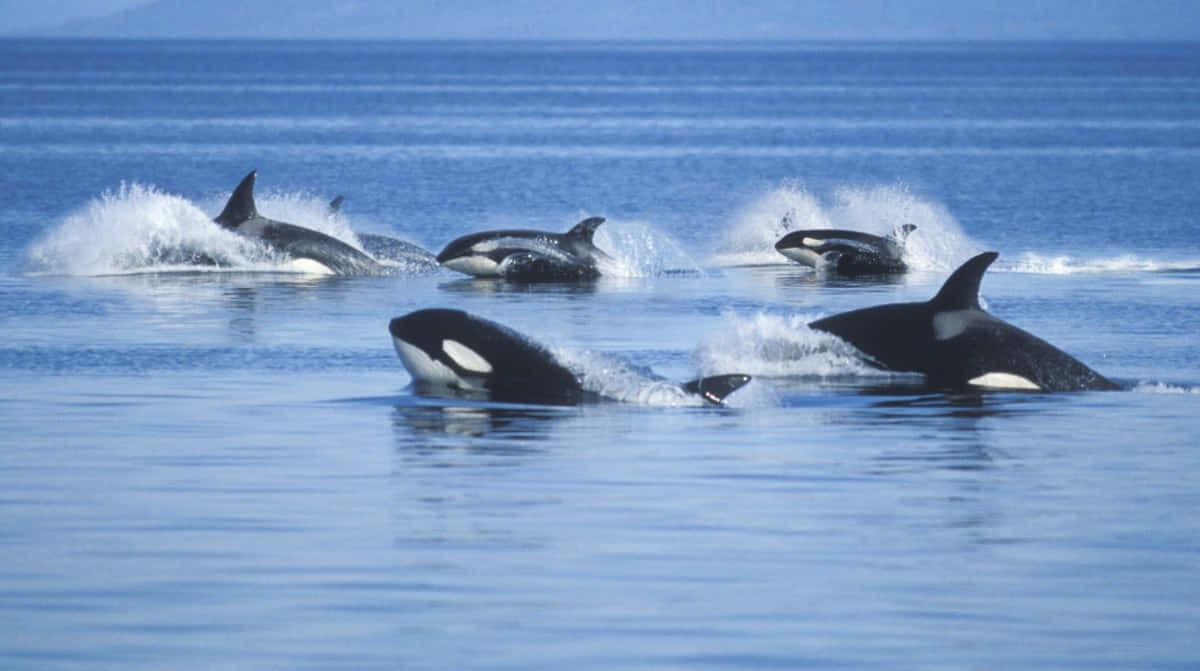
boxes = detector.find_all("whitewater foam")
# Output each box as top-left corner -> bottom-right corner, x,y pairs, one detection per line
593,219 -> 704,278
25,182 -> 400,276
1132,381 -> 1200,394
711,181 -> 983,271
697,310 -> 900,380
1007,252 -> 1200,275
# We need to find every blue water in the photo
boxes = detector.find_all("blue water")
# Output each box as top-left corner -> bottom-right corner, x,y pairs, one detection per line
2,39 -> 1199,669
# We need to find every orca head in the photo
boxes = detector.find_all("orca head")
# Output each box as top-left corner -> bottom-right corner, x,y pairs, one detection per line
774,230 -> 826,266
388,308 -> 586,403
435,231 -> 509,276
388,309 -> 499,389
214,170 -> 260,229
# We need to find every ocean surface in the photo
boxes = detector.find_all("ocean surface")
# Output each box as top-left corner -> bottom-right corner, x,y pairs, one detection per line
2,39 -> 1199,669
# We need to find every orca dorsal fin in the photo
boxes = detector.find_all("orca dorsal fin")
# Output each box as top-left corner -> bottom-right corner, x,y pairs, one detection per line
565,216 -> 606,244
929,252 -> 999,311
891,223 -> 917,242
683,374 -> 752,405
215,170 -> 259,228
328,195 -> 344,213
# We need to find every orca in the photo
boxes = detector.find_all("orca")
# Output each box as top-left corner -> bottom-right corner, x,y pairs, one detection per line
388,308 -> 751,405
326,195 -> 439,270
435,217 -> 612,281
776,224 -> 916,276
214,171 -> 385,275
808,251 -> 1120,391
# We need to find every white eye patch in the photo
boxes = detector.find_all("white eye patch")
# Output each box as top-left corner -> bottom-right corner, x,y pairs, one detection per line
442,339 -> 493,374
968,372 -> 1041,390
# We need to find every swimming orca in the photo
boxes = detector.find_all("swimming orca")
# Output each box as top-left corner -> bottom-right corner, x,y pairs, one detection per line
326,195 -> 439,270
388,308 -> 751,405
435,217 -> 612,281
808,252 -> 1119,391
214,171 -> 385,275
776,224 -> 916,276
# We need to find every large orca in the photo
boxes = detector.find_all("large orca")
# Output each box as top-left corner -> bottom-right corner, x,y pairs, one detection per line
388,308 -> 751,405
326,195 -> 439,271
776,224 -> 917,276
214,171 -> 385,275
435,217 -> 612,281
808,252 -> 1119,391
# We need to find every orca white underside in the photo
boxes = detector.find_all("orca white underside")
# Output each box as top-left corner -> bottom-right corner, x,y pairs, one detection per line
285,258 -> 335,275
441,255 -> 502,277
968,372 -> 1042,390
777,247 -> 823,267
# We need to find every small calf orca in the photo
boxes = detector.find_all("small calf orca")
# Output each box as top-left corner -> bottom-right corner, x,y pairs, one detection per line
435,217 -> 612,281
327,195 -> 439,270
776,224 -> 916,276
214,171 -> 385,275
388,308 -> 751,405
808,252 -> 1119,391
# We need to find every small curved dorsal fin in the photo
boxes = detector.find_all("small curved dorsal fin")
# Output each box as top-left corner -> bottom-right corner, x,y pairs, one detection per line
565,216 -> 606,244
929,252 -> 999,311
215,170 -> 259,227
891,223 -> 917,242
328,195 -> 344,214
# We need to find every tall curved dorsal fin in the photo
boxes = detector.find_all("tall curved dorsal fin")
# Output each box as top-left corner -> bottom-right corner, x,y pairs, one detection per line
214,170 -> 259,227
565,216 -> 606,244
928,251 -> 999,311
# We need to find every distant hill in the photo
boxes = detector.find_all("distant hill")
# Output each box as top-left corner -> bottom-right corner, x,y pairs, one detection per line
21,0 -> 1200,40
28,0 -> 805,40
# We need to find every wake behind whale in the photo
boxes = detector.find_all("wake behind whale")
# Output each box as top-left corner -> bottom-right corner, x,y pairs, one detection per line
25,179 -> 433,276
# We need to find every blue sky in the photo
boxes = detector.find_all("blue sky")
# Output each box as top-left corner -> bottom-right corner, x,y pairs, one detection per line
4,0 -> 1200,39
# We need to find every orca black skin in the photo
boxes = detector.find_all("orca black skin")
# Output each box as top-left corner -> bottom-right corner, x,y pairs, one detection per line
388,308 -> 751,406
435,217 -> 612,281
214,171 -> 385,275
327,195 -> 439,270
808,252 -> 1119,391
776,224 -> 916,276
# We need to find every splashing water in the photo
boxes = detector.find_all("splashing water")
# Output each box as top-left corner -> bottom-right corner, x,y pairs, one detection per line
25,183 -> 397,276
696,310 -> 903,381
26,182 -> 270,276
711,181 -> 984,271
1132,381 -> 1200,394
593,219 -> 704,278
551,347 -> 707,406
1007,252 -> 1200,275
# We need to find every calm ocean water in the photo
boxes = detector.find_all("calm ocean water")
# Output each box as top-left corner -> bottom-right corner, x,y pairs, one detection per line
2,39 -> 1199,669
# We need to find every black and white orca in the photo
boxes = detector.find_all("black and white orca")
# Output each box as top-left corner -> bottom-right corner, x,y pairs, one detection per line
326,195 -> 439,270
388,308 -> 751,405
435,217 -> 612,281
808,251 -> 1119,391
776,224 -> 917,276
214,171 -> 385,275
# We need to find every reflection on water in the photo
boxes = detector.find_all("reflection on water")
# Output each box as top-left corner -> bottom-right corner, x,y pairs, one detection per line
436,276 -> 602,297
392,397 -> 569,445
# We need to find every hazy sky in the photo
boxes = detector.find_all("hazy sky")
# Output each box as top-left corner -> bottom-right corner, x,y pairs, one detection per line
3,0 -> 1200,39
